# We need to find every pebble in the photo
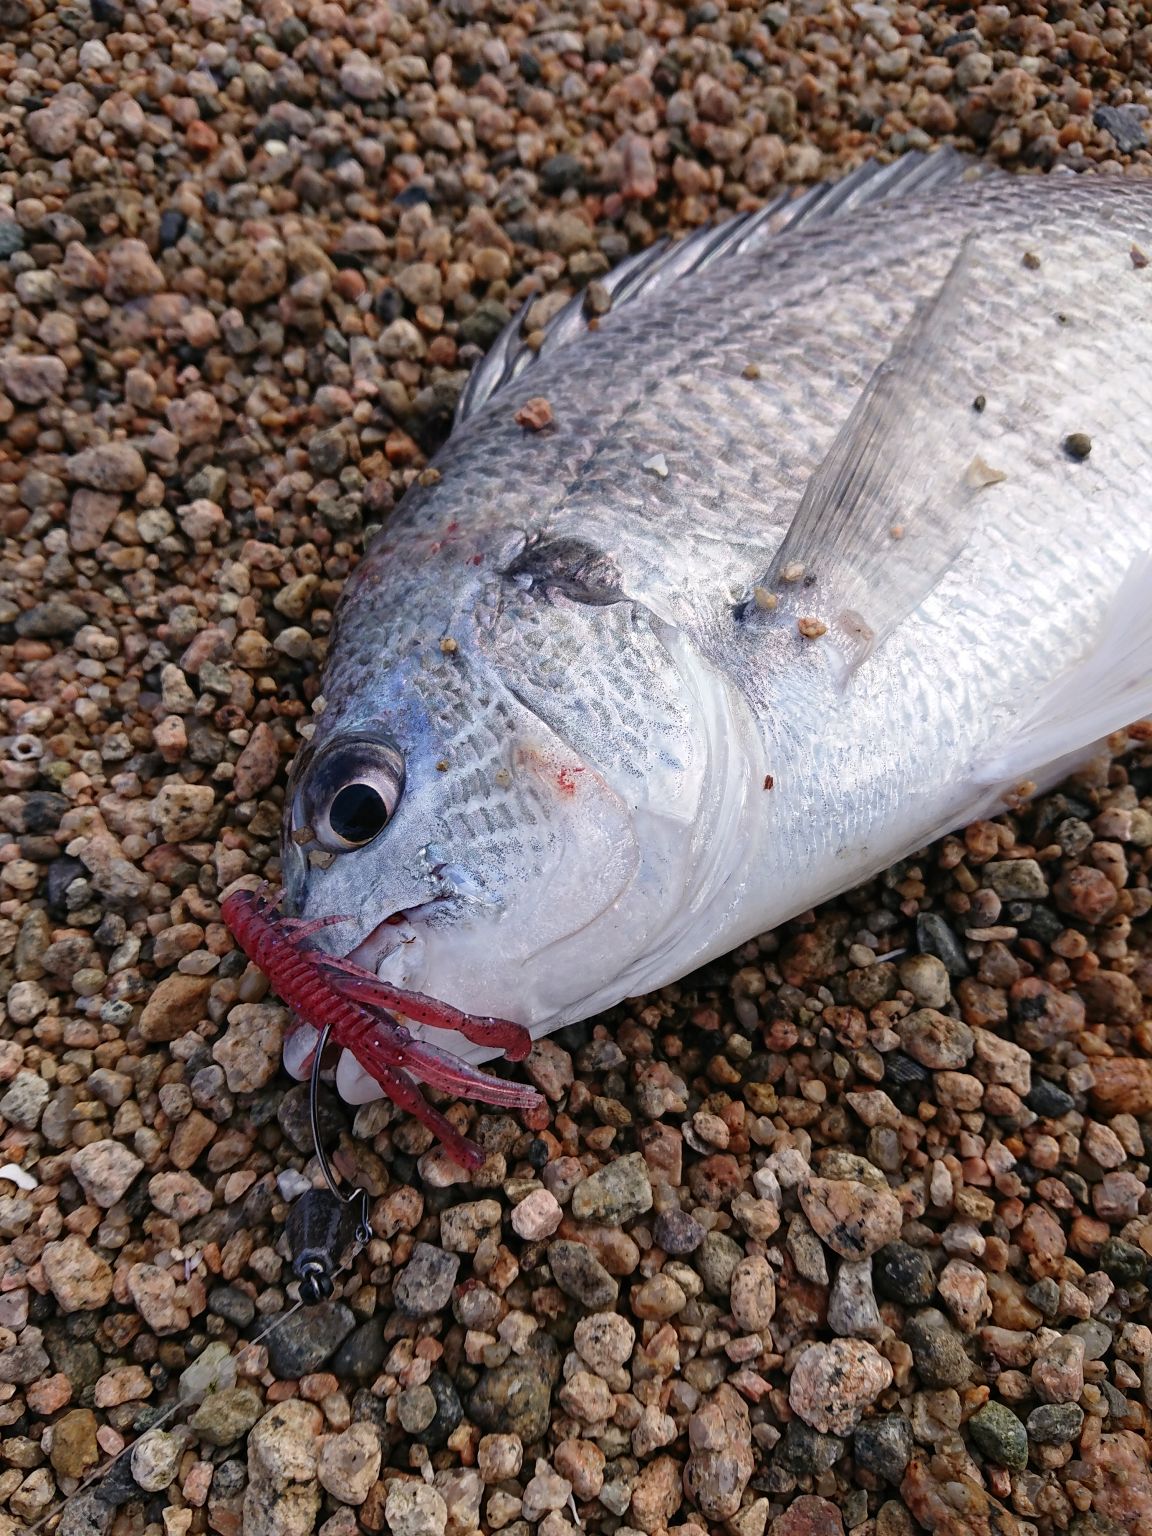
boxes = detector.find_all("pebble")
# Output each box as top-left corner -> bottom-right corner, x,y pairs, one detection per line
393,1243 -> 460,1317
799,1176 -> 903,1259
511,1187 -> 563,1240
468,1356 -> 553,1444
896,1009 -> 974,1070
729,1254 -> 777,1331
968,1402 -> 1028,1471
685,1384 -> 754,1519
318,1424 -> 382,1505
265,1303 -> 356,1378
212,1005 -> 285,1092
874,1242 -> 937,1306
188,1386 -> 264,1446
71,1138 -> 143,1208
770,1496 -> 845,1536
548,1239 -> 619,1309
653,1208 -> 705,1254
571,1152 -> 653,1224
852,1414 -> 912,1484
49,1410 -> 100,1478
130,1430 -> 183,1493
42,1234 -> 114,1311
789,1340 -> 894,1435
385,1480 -> 448,1536
903,1309 -> 972,1389
66,443 -> 148,493
1026,1402 -> 1085,1445
827,1258 -> 884,1340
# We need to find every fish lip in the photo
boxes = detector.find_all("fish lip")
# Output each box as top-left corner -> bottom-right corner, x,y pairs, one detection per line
341,894 -> 453,972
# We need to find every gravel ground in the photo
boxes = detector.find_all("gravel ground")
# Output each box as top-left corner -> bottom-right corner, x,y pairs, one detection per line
2,2 -> 1152,1535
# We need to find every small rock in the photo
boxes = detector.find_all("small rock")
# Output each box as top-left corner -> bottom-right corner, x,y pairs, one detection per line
1032,1334 -> 1085,1403
521,1463 -> 573,1521
71,1138 -> 143,1208
104,238 -> 165,301
828,1259 -> 884,1340
897,954 -> 952,1008
874,1242 -> 936,1306
571,1152 -> 653,1224
852,1414 -> 912,1484
653,1208 -> 704,1254
394,1243 -> 460,1317
151,782 -> 217,842
468,1356 -> 553,1443
42,1235 -> 114,1312
139,974 -> 213,1042
904,1309 -> 972,1389
50,1409 -> 100,1478
1027,1402 -> 1085,1444
896,1009 -> 974,1070
789,1340 -> 894,1435
440,1199 -> 502,1254
0,1326 -> 51,1384
127,1263 -> 190,1335
131,1429 -> 183,1492
0,1071 -> 49,1129
213,1004 -> 285,1092
685,1383 -> 754,1520
265,1302 -> 356,1378
67,442 -> 148,493
384,1480 -> 448,1536
188,1385 -> 264,1446
548,1239 -> 619,1308
512,1187 -> 563,1240
318,1423 -> 382,1505
770,1496 -> 845,1536
983,859 -> 1048,899
968,1401 -> 1028,1470
799,1177 -> 903,1259
729,1254 -> 777,1331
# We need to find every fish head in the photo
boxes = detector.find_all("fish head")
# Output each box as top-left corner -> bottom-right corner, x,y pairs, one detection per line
281,527 -> 757,1086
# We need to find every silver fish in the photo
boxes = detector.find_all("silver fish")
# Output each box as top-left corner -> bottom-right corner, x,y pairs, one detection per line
278,153 -> 1152,1110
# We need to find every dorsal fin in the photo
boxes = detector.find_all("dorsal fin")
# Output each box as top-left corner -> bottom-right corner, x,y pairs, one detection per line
454,150 -> 979,427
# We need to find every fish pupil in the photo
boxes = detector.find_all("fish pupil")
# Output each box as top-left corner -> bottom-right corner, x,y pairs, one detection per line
330,782 -> 389,844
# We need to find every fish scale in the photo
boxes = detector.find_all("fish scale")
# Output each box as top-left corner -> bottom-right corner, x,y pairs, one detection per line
275,156 -> 1152,1105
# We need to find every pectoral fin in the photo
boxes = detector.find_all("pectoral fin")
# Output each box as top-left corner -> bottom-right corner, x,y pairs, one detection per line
744,241 -> 1003,680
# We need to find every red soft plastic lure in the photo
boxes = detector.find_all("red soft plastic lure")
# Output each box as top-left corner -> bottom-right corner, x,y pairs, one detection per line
221,885 -> 544,1169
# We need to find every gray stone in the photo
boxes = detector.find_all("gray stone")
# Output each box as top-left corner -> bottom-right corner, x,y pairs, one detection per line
915,912 -> 970,976
983,859 -> 1049,900
874,1242 -> 935,1306
780,1419 -> 847,1475
265,1301 -> 355,1378
1027,1402 -> 1085,1444
696,1229 -> 744,1299
968,1401 -> 1028,1471
393,1243 -> 460,1319
571,1153 -> 653,1225
828,1258 -> 884,1340
852,1414 -> 913,1484
548,1240 -> 618,1309
904,1308 -> 971,1389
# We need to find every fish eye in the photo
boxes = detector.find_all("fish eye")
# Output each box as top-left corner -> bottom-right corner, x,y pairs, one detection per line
297,736 -> 405,852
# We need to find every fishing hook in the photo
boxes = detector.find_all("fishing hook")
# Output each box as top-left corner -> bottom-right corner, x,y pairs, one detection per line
285,1024 -> 374,1306
310,1021 -> 373,1244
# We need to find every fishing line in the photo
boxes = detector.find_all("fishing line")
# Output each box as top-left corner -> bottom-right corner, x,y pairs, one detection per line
23,1264 -> 354,1536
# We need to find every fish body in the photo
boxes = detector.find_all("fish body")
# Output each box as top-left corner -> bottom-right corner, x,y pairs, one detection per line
278,155 -> 1152,1108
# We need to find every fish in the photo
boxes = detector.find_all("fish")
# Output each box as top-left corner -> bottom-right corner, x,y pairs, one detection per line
254,151 -> 1152,1136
